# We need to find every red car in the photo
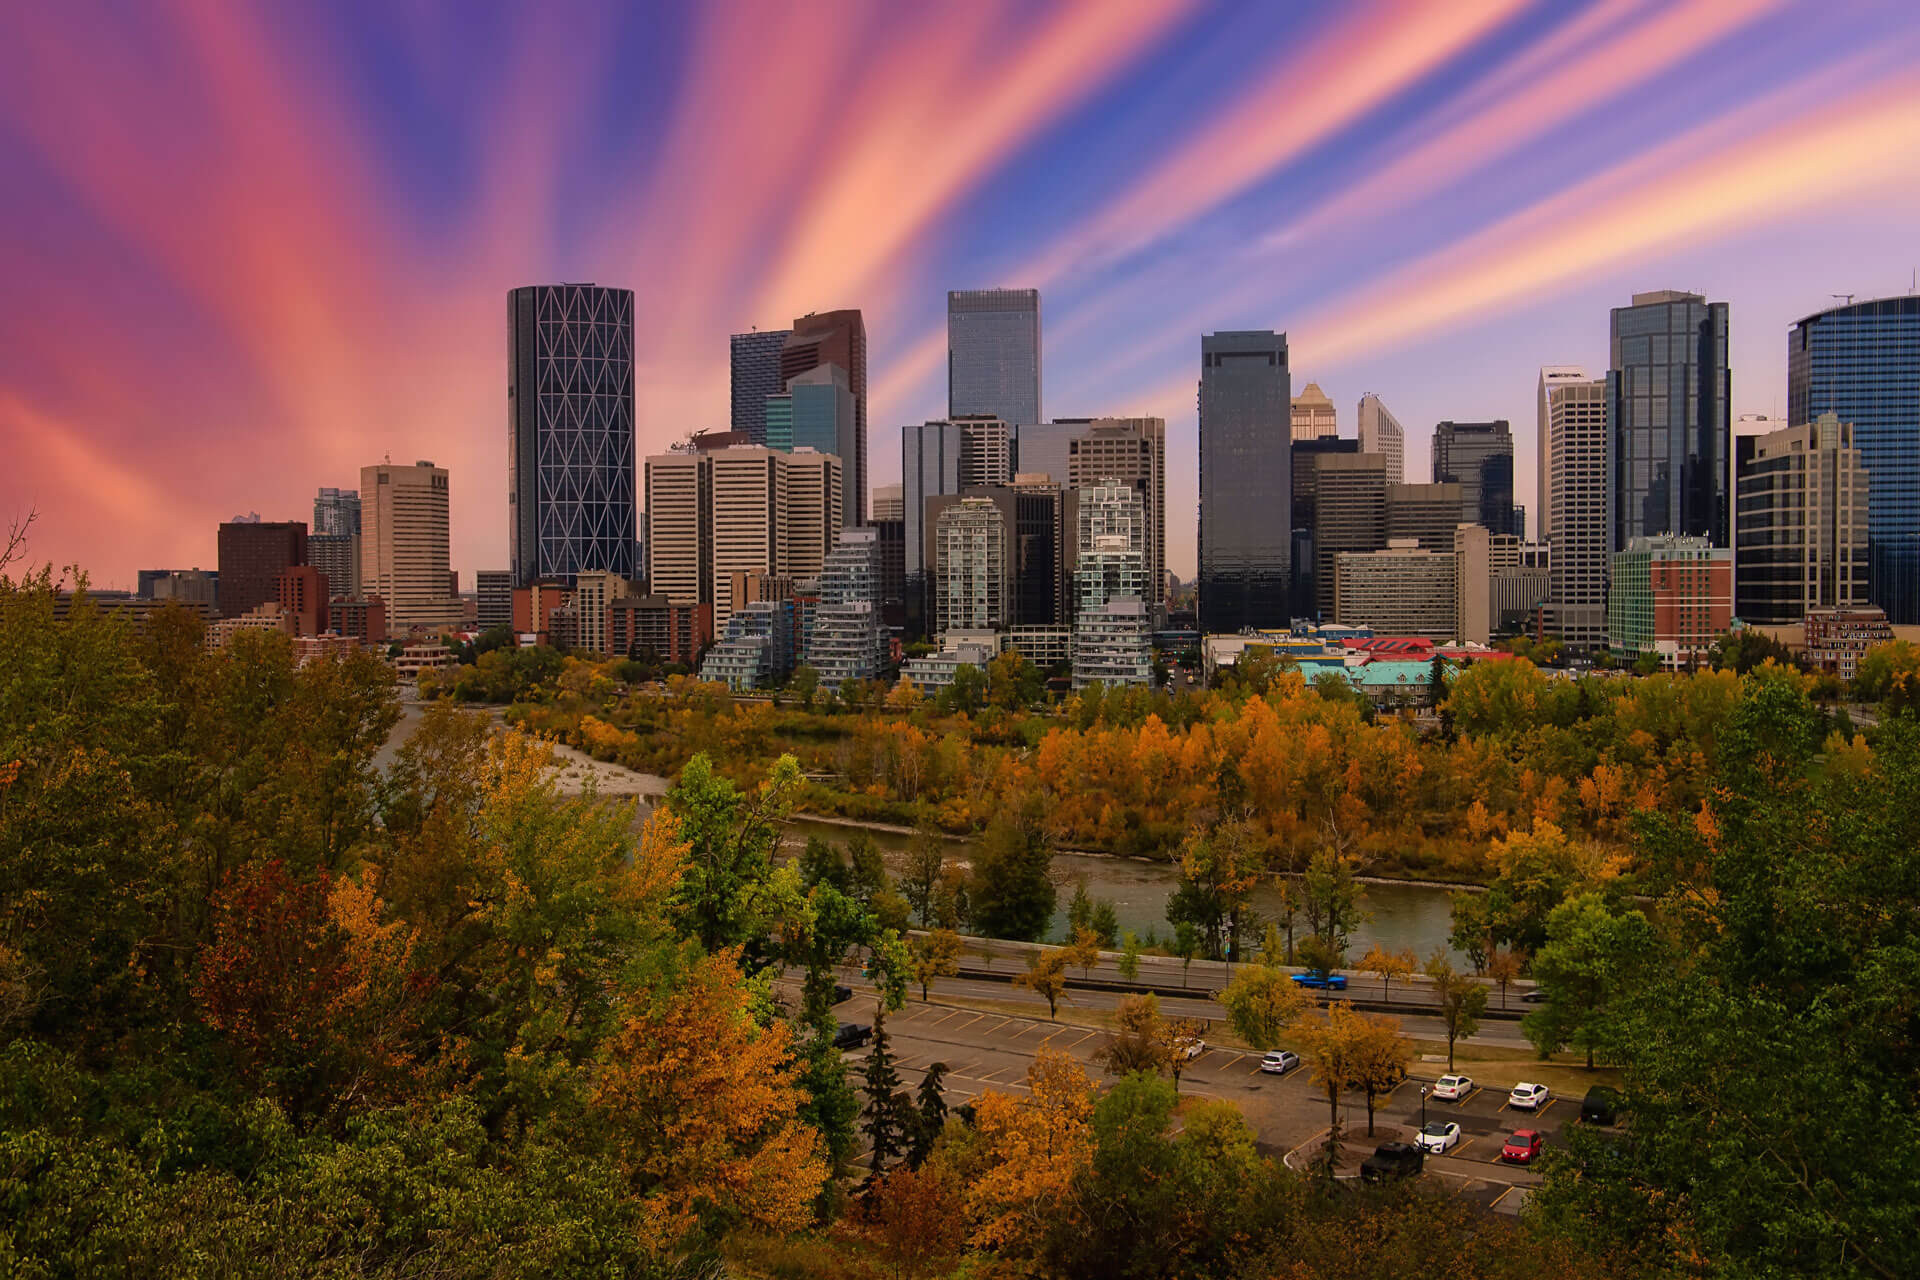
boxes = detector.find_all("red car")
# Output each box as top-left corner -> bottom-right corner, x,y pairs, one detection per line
1501,1129 -> 1544,1164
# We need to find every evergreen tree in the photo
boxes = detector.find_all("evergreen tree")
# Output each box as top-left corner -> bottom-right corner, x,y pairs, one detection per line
862,1006 -> 906,1179
907,1061 -> 949,1168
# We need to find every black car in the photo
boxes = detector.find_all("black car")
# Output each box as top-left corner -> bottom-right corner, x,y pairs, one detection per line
1580,1085 -> 1621,1126
1519,988 -> 1550,1003
832,985 -> 853,1005
833,1022 -> 872,1050
1359,1141 -> 1424,1183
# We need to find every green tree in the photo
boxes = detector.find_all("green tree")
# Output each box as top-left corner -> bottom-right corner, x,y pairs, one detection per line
899,819 -> 947,928
1172,922 -> 1201,987
1424,950 -> 1488,1072
664,752 -> 801,955
861,1006 -> 909,1180
1116,931 -> 1142,985
1447,891 -> 1494,974
790,663 -> 820,709
1214,964 -> 1312,1050
1522,892 -> 1652,1069
1300,848 -> 1362,964
1167,817 -> 1263,961
907,1061 -> 948,1169
969,800 -> 1056,941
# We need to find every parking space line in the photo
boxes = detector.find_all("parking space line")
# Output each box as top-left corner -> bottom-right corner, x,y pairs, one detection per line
949,1012 -> 985,1033
1489,1186 -> 1514,1211
1064,1030 -> 1096,1049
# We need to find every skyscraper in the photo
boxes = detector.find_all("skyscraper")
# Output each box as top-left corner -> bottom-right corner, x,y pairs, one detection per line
313,487 -> 360,536
1067,417 -> 1166,620
765,364 -> 859,529
1311,453 -> 1387,618
1539,367 -> 1609,650
1290,436 -> 1359,619
949,288 -> 1041,428
217,520 -> 306,618
1357,393 -> 1405,486
1789,295 -> 1920,621
782,310 -> 867,525
1290,382 -> 1337,442
1073,480 -> 1150,689
730,328 -> 791,444
362,460 -> 460,632
1607,289 -> 1731,553
1432,420 -> 1519,536
1735,414 -> 1870,625
509,284 -> 637,587
931,497 -> 1010,634
1198,330 -> 1291,632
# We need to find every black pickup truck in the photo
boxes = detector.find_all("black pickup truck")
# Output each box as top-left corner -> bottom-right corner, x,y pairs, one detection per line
1359,1141 -> 1424,1183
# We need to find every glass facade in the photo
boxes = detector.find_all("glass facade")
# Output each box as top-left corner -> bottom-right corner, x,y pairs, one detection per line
1198,330 -> 1291,633
509,285 -> 637,588
1606,291 -> 1730,554
1789,296 -> 1920,622
948,289 -> 1041,427
1431,420 -> 1519,535
730,329 -> 790,444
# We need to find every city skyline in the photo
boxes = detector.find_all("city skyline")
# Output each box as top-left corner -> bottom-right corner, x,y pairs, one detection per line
4,2 -> 1920,588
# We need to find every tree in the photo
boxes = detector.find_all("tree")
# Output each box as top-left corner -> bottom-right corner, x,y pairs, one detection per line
1358,943 -> 1416,1004
1116,931 -> 1142,985
1522,892 -> 1652,1069
907,1061 -> 949,1169
1095,993 -> 1173,1078
1066,925 -> 1104,981
862,1006 -> 909,1179
1164,1016 -> 1207,1094
1300,848 -> 1363,965
1014,948 -> 1070,1019
965,1050 -> 1095,1257
1424,950 -> 1488,1072
1447,891 -> 1494,974
1214,963 -> 1312,1050
1299,1001 -> 1367,1157
899,819 -> 947,928
909,928 -> 961,1000
1173,922 -> 1201,987
1633,649 -> 1663,676
969,800 -> 1056,942
664,752 -> 800,955
1167,817 -> 1263,961
1485,946 -> 1525,1010
944,662 -> 986,714
1090,899 -> 1120,947
791,663 -> 820,709
1349,1013 -> 1415,1136
854,1163 -> 968,1280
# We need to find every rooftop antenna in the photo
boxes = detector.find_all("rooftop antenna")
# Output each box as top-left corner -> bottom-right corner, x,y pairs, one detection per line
1832,294 -> 1855,306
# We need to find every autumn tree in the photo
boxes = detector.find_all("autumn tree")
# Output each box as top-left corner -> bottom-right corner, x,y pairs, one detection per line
1214,963 -> 1312,1050
1066,925 -> 1104,981
1486,946 -> 1525,1010
1167,816 -> 1263,961
1349,1013 -> 1415,1136
855,1162 -> 969,1279
1359,943 -> 1417,1004
1095,993 -> 1173,1079
966,1050 -> 1095,1257
1117,931 -> 1142,985
1299,1001 -> 1366,1166
1014,948 -> 1071,1019
1425,950 -> 1489,1072
1300,847 -> 1363,966
910,928 -> 962,1000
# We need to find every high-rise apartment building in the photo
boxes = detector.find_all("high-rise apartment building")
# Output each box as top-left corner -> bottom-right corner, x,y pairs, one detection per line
1432,419 -> 1519,536
1290,382 -> 1338,442
1357,393 -> 1405,485
1608,290 -> 1731,552
1539,367 -> 1609,651
643,452 -> 712,614
730,328 -> 791,444
275,566 -> 330,636
1073,481 -> 1150,689
782,310 -> 867,525
217,520 -> 306,618
1607,535 -> 1732,669
1789,295 -> 1920,621
1735,414 -> 1870,625
314,488 -> 360,537
1311,452 -> 1387,618
1066,417 -> 1166,619
475,570 -> 514,633
308,533 -> 359,600
508,284 -> 637,587
932,496 -> 1011,634
362,461 -> 460,632
1199,330 -> 1291,632
901,417 -> 1014,630
956,416 -> 1015,488
802,528 -> 887,684
949,288 -> 1041,428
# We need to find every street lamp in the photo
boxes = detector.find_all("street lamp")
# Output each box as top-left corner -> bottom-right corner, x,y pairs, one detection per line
1420,1084 -> 1429,1129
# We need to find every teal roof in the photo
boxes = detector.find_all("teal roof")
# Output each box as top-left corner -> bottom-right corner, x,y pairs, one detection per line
1350,660 -> 1437,689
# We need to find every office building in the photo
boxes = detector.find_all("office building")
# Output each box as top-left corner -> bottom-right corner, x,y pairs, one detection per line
1357,393 -> 1405,486
508,283 -> 637,587
151,570 -> 219,610
136,569 -> 172,600
314,488 -> 360,537
1198,330 -> 1291,632
730,328 -> 791,444
1608,290 -> 1731,553
217,520 -> 306,618
643,451 -> 712,614
1290,437 -> 1359,619
1290,382 -> 1337,442
1452,523 -> 1493,646
329,597 -> 387,646
274,566 -> 330,636
1067,418 -> 1166,619
1489,536 -> 1551,635
766,365 -> 859,530
308,533 -> 359,600
1334,541 -> 1459,640
802,529 -> 887,684
782,310 -> 867,525
475,570 -> 513,633
871,483 -> 905,522
1735,414 -> 1870,625
1432,419 -> 1519,535
956,416 -> 1015,488
1539,367 -> 1609,650
1803,606 -> 1893,681
902,418 -> 1014,631
1010,477 -> 1073,627
362,461 -> 460,633
1386,482 -> 1467,551
949,288 -> 1040,428
931,497 -> 1011,634
1789,295 -> 1920,621
1606,535 -> 1732,669
1014,419 -> 1081,486
1311,452 -> 1388,618
568,571 -> 643,654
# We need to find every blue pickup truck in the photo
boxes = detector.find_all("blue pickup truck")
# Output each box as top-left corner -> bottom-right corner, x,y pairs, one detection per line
1290,971 -> 1348,991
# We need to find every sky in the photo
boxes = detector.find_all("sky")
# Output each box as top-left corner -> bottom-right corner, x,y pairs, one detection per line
4,0 -> 1919,589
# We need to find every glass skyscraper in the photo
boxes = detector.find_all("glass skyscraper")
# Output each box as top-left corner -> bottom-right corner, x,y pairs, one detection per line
730,329 -> 791,445
1606,290 -> 1730,553
1198,330 -> 1291,633
509,284 -> 637,587
1431,420 -> 1519,536
948,289 -> 1041,428
1790,296 -> 1920,622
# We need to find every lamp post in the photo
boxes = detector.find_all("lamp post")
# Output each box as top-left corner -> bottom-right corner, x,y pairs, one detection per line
1420,1083 -> 1429,1130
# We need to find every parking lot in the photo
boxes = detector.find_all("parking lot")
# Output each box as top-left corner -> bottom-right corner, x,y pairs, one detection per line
832,993 -> 1569,1210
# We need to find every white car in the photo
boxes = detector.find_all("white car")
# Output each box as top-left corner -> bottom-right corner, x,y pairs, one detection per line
1176,1038 -> 1206,1062
1431,1073 -> 1473,1101
1509,1082 -> 1551,1110
1416,1120 -> 1462,1154
1260,1050 -> 1300,1075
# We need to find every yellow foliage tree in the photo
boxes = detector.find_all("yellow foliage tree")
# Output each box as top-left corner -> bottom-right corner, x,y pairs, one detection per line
966,1049 -> 1094,1255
